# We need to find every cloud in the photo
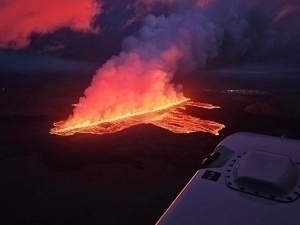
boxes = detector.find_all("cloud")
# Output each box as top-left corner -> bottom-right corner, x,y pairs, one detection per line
137,0 -> 180,7
137,0 -> 214,8
122,0 -> 222,30
273,3 -> 300,23
195,0 -> 216,8
42,42 -> 66,52
0,0 -> 101,49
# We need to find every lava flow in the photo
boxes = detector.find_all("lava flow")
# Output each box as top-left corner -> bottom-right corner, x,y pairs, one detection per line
50,99 -> 225,136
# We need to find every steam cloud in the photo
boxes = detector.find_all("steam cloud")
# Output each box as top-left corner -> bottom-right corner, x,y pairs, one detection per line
65,0 -> 300,125
0,0 -> 101,49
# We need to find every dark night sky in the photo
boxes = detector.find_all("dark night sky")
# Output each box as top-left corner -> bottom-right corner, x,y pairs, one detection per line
0,0 -> 299,73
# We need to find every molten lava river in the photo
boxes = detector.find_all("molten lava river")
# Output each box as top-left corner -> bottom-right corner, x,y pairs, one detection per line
50,98 -> 225,136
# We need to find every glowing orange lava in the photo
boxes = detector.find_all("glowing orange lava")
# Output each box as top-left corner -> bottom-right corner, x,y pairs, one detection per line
50,99 -> 225,136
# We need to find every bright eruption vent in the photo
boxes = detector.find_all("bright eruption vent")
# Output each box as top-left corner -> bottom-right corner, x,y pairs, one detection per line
51,99 -> 225,136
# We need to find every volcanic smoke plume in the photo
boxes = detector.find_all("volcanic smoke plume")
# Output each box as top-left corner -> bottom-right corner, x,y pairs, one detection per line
67,11 -> 220,125
51,10 -> 225,136
52,0 -> 300,136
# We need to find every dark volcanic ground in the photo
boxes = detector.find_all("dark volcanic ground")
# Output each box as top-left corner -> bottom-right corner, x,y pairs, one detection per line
1,71 -> 300,225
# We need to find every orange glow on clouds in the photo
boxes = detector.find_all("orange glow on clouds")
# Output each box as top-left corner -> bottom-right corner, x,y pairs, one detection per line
0,0 -> 101,49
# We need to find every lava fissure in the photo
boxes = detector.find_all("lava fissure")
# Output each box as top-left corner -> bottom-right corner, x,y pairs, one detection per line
51,100 -> 225,136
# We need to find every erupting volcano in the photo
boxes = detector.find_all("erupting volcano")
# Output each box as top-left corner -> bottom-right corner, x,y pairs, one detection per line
50,11 -> 227,137
50,49 -> 225,137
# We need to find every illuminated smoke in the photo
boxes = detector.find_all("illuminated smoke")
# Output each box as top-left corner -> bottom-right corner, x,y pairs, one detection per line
0,0 -> 101,49
64,11 -> 221,127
